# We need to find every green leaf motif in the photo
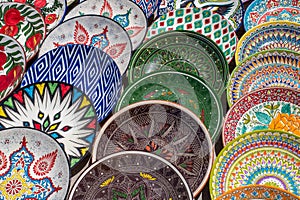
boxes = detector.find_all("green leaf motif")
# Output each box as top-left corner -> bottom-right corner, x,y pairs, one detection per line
255,112 -> 271,125
281,104 -> 291,115
241,125 -> 247,134
252,125 -> 268,131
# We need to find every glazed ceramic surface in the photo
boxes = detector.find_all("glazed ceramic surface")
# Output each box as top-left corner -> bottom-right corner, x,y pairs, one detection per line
0,82 -> 98,175
0,2 -> 46,61
130,0 -> 160,19
65,0 -> 147,50
39,15 -> 132,75
223,87 -> 300,145
116,71 -> 223,144
210,130 -> 300,199
147,8 -> 237,62
21,44 -> 122,123
244,0 -> 300,31
93,100 -> 213,197
235,21 -> 300,64
129,31 -> 229,96
0,127 -> 70,199
0,34 -> 26,102
216,185 -> 300,200
69,151 -> 193,199
0,0 -> 66,32
227,50 -> 300,106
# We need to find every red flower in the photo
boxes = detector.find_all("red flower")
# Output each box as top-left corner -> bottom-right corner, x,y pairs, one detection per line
7,65 -> 23,82
4,8 -> 24,25
0,46 -> 4,51
34,0 -> 47,8
0,52 -> 7,70
0,25 -> 19,37
45,14 -> 57,24
0,75 -> 8,92
14,0 -> 26,3
25,32 -> 43,50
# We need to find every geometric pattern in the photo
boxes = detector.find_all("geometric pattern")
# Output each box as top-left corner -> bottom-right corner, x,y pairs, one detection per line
223,87 -> 299,145
0,82 -> 98,173
210,130 -> 300,199
92,101 -> 213,197
235,21 -> 300,64
0,128 -> 69,199
21,44 -> 122,122
65,0 -> 147,50
147,8 -> 237,62
130,0 -> 161,19
69,151 -> 193,199
244,0 -> 300,31
227,50 -> 300,106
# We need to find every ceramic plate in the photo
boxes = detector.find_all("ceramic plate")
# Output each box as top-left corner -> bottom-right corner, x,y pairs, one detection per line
92,100 -> 213,197
39,15 -> 132,75
21,44 -> 122,123
235,21 -> 300,64
65,0 -> 147,50
0,2 -> 46,61
223,87 -> 300,145
244,0 -> 300,31
147,8 -> 237,63
0,34 -> 26,101
129,31 -> 229,96
227,50 -> 300,106
216,185 -> 300,200
69,151 -> 193,199
116,70 -> 223,144
0,81 -> 98,175
210,130 -> 300,199
0,127 -> 69,199
130,0 -> 161,19
0,0 -> 67,32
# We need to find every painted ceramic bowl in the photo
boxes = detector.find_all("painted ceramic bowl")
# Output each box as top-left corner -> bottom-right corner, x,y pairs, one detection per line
235,21 -> 300,64
223,87 -> 299,145
210,130 -> 300,199
147,8 -> 237,63
129,31 -> 229,96
92,100 -> 213,197
216,185 -> 300,200
116,70 -> 223,144
0,2 -> 46,61
65,0 -> 147,50
38,15 -> 132,75
130,0 -> 160,19
21,44 -> 122,123
0,81 -> 98,176
69,151 -> 193,199
0,0 -> 67,32
244,0 -> 300,31
0,127 -> 70,199
227,50 -> 300,106
0,34 -> 26,102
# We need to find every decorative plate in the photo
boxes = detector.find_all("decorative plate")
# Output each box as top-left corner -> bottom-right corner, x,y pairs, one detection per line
65,0 -> 147,50
227,50 -> 300,106
21,44 -> 122,123
0,127 -> 70,199
223,87 -> 300,145
130,30 -> 229,96
38,15 -> 132,75
0,0 -> 67,32
130,0 -> 161,19
116,70 -> 223,144
69,151 -> 193,199
235,21 -> 300,64
216,185 -> 300,200
147,8 -> 237,63
158,0 -> 244,31
244,0 -> 300,31
0,2 -> 46,61
0,34 -> 26,102
92,100 -> 213,197
0,81 -> 98,176
210,130 -> 300,199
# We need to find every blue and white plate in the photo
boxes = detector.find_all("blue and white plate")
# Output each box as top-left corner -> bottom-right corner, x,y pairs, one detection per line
21,44 -> 122,123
